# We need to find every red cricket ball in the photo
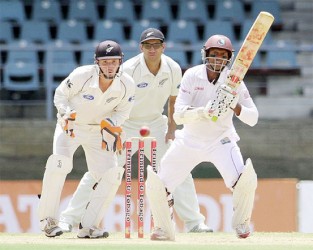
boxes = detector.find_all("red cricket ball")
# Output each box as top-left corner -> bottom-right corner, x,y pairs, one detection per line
139,126 -> 150,137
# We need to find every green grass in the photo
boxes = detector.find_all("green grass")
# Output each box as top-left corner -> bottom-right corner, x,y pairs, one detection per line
1,232 -> 313,250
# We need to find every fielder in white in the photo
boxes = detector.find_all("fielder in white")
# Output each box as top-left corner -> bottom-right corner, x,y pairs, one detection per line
146,34 -> 258,240
59,28 -> 212,233
38,40 -> 135,238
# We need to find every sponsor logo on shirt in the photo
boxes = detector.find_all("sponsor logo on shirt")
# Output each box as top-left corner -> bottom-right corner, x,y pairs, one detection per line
83,94 -> 94,100
194,86 -> 204,91
181,88 -> 191,94
106,97 -> 118,103
66,78 -> 73,88
137,82 -> 148,88
220,137 -> 231,145
158,78 -> 168,87
128,95 -> 135,102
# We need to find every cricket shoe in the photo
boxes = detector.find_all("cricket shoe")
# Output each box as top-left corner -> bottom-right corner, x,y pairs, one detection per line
41,217 -> 63,237
58,221 -> 73,233
77,223 -> 109,239
150,227 -> 171,241
236,223 -> 250,239
188,223 -> 213,233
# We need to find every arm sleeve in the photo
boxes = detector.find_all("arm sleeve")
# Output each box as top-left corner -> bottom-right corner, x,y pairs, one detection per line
235,82 -> 259,127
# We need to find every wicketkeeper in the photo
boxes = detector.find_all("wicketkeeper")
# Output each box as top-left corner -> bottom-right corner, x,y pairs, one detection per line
38,40 -> 135,238
146,34 -> 258,240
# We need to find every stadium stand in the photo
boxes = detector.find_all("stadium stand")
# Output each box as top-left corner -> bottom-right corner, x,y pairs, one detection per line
93,20 -> 125,43
56,20 -> 88,44
19,21 -> 51,44
0,0 -> 25,23
67,0 -> 98,24
167,20 -> 199,44
214,0 -> 245,25
176,0 -> 208,25
32,0 -> 62,24
140,0 -> 172,25
0,21 -> 14,44
104,0 -> 135,23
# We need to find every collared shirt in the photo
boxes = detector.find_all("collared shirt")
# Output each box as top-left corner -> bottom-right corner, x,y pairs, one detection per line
54,64 -> 135,126
175,64 -> 258,143
122,53 -> 182,122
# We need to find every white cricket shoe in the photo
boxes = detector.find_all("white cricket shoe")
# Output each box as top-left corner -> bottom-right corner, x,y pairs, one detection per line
150,227 -> 171,241
188,223 -> 213,233
236,223 -> 250,239
77,223 -> 109,239
58,221 -> 73,233
41,217 -> 63,237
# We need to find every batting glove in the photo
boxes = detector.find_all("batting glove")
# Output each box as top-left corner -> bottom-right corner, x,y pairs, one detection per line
58,110 -> 77,138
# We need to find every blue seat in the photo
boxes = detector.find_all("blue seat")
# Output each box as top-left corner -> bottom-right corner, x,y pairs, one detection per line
165,50 -> 189,69
167,20 -> 199,44
250,52 -> 262,69
0,0 -> 25,23
19,21 -> 50,44
6,50 -> 38,64
120,41 -> 140,61
203,20 -> 236,43
251,0 -> 282,26
3,63 -> 40,91
129,20 -> 160,43
176,0 -> 208,24
80,49 -> 95,65
215,0 -> 245,24
67,0 -> 98,24
93,20 -> 125,43
105,0 -> 135,23
141,0 -> 172,25
191,50 -> 203,66
266,50 -> 298,69
0,21 -> 14,44
56,20 -> 87,44
32,0 -> 62,24
45,48 -> 77,87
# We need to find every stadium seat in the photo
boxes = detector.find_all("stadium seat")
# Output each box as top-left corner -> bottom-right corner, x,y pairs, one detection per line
32,0 -> 62,24
141,0 -> 172,25
120,41 -> 141,61
19,21 -> 51,44
0,21 -> 14,44
250,0 -> 282,27
67,0 -> 98,24
129,20 -> 160,43
3,50 -> 39,91
266,50 -> 299,69
105,0 -> 135,23
167,20 -> 199,44
176,0 -> 208,25
0,0 -> 25,23
203,20 -> 236,43
56,20 -> 88,44
45,48 -> 77,88
190,50 -> 203,66
80,49 -> 95,65
93,20 -> 125,43
250,52 -> 262,69
214,0 -> 245,24
165,50 -> 189,69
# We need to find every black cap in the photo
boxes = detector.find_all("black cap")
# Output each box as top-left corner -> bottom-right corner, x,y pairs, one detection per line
94,40 -> 123,60
140,28 -> 165,43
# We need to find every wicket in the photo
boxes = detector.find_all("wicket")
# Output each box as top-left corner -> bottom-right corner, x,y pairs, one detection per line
125,137 -> 157,239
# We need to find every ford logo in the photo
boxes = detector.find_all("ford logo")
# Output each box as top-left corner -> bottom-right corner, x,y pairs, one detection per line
137,82 -> 148,88
83,94 -> 94,100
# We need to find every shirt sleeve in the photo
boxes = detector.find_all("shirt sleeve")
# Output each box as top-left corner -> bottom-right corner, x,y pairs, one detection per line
174,69 -> 193,112
235,82 -> 259,126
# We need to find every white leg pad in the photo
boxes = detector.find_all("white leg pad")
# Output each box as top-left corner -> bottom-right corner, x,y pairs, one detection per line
38,154 -> 72,222
81,167 -> 124,228
232,158 -> 257,229
145,165 -> 175,241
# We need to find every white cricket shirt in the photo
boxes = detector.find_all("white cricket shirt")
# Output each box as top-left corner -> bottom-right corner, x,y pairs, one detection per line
54,64 -> 135,126
122,53 -> 182,122
175,64 -> 259,144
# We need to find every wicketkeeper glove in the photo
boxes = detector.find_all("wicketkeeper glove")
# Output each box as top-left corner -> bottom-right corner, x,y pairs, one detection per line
100,119 -> 124,153
58,110 -> 77,138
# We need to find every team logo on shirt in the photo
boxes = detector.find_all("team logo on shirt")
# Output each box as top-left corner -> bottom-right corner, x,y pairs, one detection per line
106,97 -> 118,103
137,82 -> 148,88
66,78 -> 73,89
83,94 -> 94,100
158,78 -> 168,87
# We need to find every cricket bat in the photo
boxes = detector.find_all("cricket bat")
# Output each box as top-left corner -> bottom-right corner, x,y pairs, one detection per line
212,11 -> 274,121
